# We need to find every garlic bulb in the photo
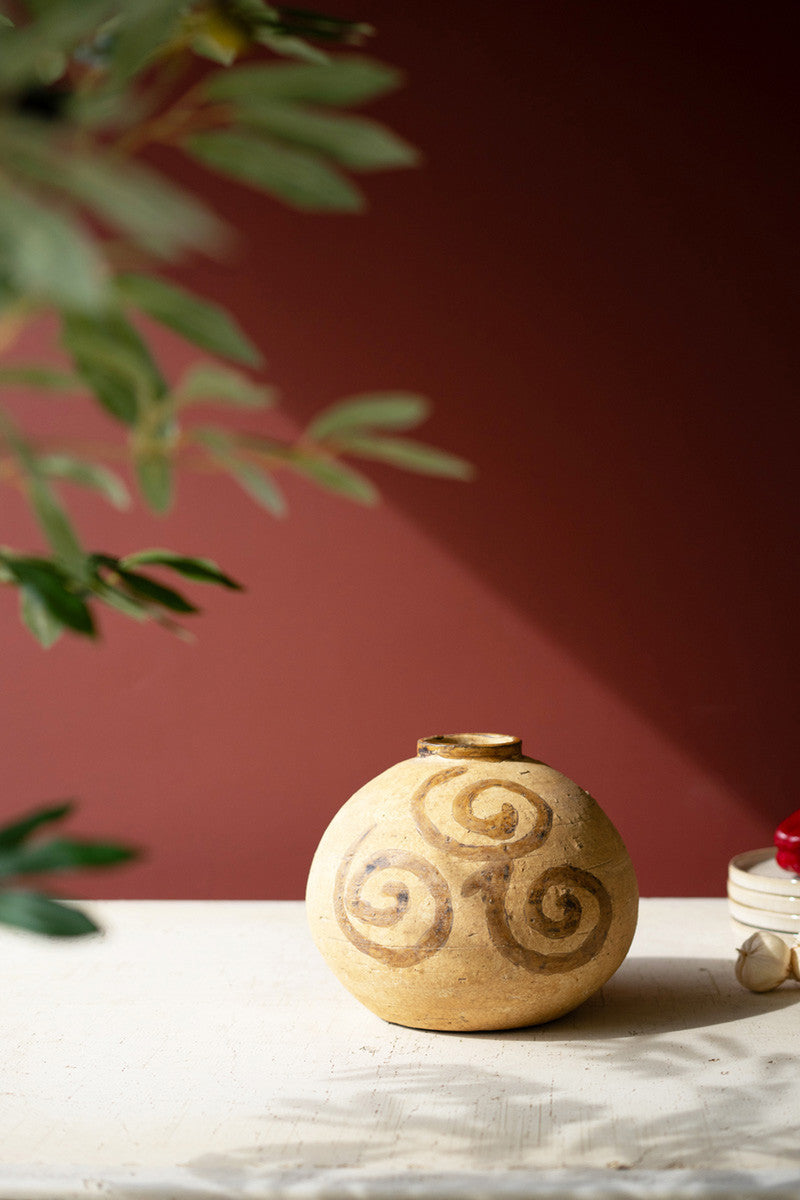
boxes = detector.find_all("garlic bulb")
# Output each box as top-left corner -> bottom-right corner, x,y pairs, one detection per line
792,939 -> 800,982
735,931 -> 792,992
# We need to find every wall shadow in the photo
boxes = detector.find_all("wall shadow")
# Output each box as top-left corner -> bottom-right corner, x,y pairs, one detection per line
363,1 -> 800,828
174,1 -> 799,832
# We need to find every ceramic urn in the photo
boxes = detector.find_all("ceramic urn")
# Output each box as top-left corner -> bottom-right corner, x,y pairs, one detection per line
306,733 -> 639,1031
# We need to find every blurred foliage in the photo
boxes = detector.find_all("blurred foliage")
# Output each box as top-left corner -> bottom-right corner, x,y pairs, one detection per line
0,801 -> 137,936
0,0 -> 473,647
0,1 -> 473,935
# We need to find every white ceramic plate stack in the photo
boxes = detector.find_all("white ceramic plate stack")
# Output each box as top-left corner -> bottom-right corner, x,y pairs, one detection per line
728,848 -> 800,945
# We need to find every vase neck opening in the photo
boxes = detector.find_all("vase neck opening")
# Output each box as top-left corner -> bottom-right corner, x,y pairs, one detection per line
417,733 -> 523,761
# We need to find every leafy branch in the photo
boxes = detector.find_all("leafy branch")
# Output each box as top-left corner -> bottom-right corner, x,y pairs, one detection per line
0,2 -> 473,937
0,801 -> 137,937
0,0 -> 473,649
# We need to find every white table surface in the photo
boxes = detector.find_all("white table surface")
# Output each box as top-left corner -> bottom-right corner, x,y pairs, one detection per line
2,899 -> 799,1199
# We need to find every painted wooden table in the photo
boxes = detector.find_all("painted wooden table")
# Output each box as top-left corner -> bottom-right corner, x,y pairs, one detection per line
2,899 -> 799,1199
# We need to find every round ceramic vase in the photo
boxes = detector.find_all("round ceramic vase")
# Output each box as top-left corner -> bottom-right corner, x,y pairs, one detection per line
306,733 -> 639,1031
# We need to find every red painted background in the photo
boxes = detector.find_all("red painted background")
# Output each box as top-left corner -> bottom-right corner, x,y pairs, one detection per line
2,2 -> 798,899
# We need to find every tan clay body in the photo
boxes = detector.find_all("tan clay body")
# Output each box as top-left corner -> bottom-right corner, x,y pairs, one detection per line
306,734 -> 639,1031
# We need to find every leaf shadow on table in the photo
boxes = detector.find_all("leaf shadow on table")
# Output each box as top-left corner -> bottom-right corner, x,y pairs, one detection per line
184,1062 -> 591,1188
181,1055 -> 800,1188
178,957 -> 800,1191
183,1031 -> 800,1189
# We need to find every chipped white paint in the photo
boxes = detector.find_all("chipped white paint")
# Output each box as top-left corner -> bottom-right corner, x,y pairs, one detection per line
1,900 -> 798,1199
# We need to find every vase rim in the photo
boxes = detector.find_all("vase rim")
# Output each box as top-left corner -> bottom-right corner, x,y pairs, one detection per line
417,733 -> 523,761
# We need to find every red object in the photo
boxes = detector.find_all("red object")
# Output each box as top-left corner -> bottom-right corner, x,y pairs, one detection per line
775,810 -> 800,874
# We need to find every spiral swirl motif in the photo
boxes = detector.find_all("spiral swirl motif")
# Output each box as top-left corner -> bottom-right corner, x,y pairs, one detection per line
411,766 -> 553,860
334,829 -> 453,967
333,767 -> 613,977
462,862 -> 613,974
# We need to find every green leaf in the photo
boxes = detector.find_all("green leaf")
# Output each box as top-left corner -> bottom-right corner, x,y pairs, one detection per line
185,131 -> 364,212
0,273 -> 18,310
176,362 -> 274,409
0,803 -> 73,851
116,275 -> 262,367
120,550 -> 242,590
0,418 -> 87,572
26,475 -> 87,571
0,890 -> 99,937
236,104 -> 418,171
254,30 -> 329,66
0,365 -> 80,390
0,837 -> 137,877
0,14 -> 15,28
0,0 -> 114,90
195,429 -> 286,516
54,157 -> 225,263
107,0 -> 187,82
254,8 -> 373,47
190,27 -> 241,67
20,586 -> 64,647
68,73 -> 142,122
289,453 -> 377,505
203,56 -> 402,107
0,186 -> 108,312
0,119 -> 225,262
1,555 -> 95,637
91,581 -> 150,622
61,310 -> 167,425
115,568 -> 196,613
223,457 -> 286,515
37,454 -> 131,510
209,0 -> 271,25
335,434 -> 475,480
134,450 -> 173,514
308,393 -> 430,440
92,556 -> 197,614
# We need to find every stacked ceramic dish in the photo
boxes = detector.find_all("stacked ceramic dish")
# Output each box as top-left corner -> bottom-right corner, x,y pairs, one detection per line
728,848 -> 800,945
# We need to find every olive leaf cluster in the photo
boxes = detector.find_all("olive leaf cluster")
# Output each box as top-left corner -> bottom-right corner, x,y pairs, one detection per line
0,0 -> 472,648
0,801 -> 137,937
0,1 -> 473,937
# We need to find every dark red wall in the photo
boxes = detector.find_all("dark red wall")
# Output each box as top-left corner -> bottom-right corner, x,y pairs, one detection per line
2,1 -> 798,898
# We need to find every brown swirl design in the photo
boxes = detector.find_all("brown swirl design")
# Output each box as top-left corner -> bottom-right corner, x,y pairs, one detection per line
411,766 -> 553,860
462,862 -> 613,974
334,829 -> 453,966
333,768 -> 612,976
